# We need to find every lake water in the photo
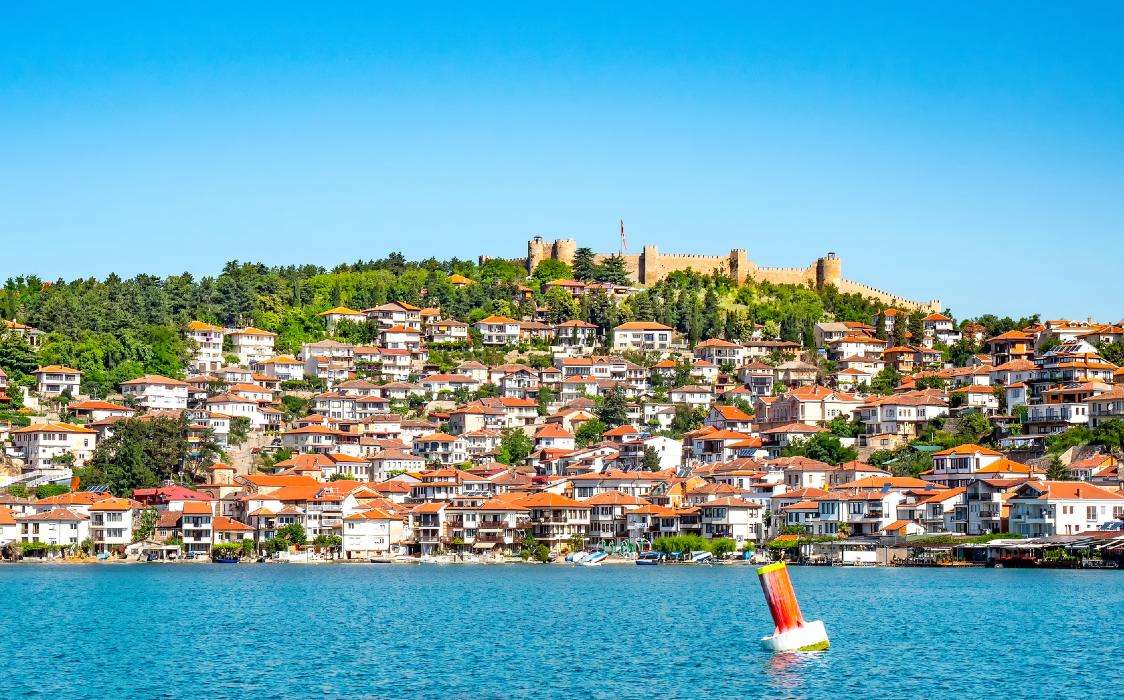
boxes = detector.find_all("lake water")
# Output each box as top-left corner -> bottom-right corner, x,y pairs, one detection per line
1,563 -> 1118,698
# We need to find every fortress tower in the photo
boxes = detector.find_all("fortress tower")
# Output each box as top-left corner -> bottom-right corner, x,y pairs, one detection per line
552,238 -> 577,267
728,249 -> 751,285
527,236 -> 551,274
528,236 -> 577,272
815,252 -> 842,288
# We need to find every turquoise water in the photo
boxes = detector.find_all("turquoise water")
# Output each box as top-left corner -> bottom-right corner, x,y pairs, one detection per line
0,564 -> 1119,698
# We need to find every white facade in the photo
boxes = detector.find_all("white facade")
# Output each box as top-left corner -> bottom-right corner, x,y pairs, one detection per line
34,366 -> 82,397
185,322 -> 225,373
1009,482 -> 1124,537
10,422 -> 97,472
475,316 -> 521,345
120,375 -> 189,410
17,509 -> 90,547
228,328 -> 276,365
612,323 -> 673,351
343,511 -> 404,558
89,499 -> 139,553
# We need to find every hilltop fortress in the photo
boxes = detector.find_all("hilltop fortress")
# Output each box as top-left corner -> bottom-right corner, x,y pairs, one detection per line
527,236 -> 940,313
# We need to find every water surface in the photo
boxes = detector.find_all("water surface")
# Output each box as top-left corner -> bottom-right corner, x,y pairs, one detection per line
0,563 -> 1117,698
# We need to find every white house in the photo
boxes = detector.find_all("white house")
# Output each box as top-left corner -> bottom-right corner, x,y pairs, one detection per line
924,444 -> 1003,487
643,436 -> 684,470
228,327 -> 277,365
612,322 -> 674,351
669,385 -> 713,408
367,301 -> 422,330
951,385 -> 1000,414
698,497 -> 765,545
10,422 -> 97,472
205,393 -> 265,429
693,339 -> 745,366
185,321 -> 225,373
428,319 -> 470,343
318,306 -> 367,330
342,508 -> 405,559
17,508 -> 90,548
412,432 -> 469,466
66,399 -> 134,423
1008,481 -> 1124,537
381,325 -> 423,351
420,373 -> 479,397
825,333 -> 886,361
921,313 -> 960,347
34,365 -> 82,397
475,316 -> 521,345
120,374 -> 189,410
856,392 -> 949,439
259,355 -> 305,381
0,507 -> 18,545
88,497 -> 142,554
534,424 -> 575,452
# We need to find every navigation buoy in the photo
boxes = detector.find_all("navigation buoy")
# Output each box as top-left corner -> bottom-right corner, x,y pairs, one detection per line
756,562 -> 829,652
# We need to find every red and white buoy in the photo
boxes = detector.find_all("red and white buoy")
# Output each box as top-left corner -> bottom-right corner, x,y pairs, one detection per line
756,562 -> 829,652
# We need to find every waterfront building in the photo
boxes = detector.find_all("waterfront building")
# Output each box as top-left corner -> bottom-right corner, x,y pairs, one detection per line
1008,481 -> 1124,537
88,497 -> 143,553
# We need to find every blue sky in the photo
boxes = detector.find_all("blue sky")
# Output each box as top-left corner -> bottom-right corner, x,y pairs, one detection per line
2,3 -> 1122,319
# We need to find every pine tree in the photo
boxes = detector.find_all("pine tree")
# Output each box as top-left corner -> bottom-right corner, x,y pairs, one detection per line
572,248 -> 597,281
596,387 -> 629,427
595,255 -> 631,285
631,294 -> 653,321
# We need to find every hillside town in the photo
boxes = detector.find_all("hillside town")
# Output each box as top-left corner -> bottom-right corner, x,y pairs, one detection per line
2,253 -> 1123,567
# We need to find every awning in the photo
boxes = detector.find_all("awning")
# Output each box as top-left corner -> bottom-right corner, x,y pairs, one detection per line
472,542 -> 496,549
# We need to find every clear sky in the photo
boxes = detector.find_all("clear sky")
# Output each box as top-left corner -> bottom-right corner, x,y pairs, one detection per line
2,3 -> 1122,319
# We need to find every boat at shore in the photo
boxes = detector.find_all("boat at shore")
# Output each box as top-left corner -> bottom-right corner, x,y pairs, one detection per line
579,551 -> 608,566
636,552 -> 661,566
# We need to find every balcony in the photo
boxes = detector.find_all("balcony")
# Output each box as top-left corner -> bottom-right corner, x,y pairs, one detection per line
1012,512 -> 1053,524
473,534 -> 512,544
1026,404 -> 1086,424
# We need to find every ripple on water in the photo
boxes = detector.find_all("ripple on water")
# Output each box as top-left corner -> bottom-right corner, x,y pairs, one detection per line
0,564 -> 1119,699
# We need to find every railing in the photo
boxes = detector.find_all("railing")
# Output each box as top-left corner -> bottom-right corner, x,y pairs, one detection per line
473,534 -> 512,544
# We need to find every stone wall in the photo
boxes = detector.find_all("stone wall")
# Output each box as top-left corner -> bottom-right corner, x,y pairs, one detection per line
525,236 -> 938,312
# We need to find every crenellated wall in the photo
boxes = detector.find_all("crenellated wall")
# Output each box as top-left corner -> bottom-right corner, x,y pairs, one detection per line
835,279 -> 941,313
526,237 -> 938,312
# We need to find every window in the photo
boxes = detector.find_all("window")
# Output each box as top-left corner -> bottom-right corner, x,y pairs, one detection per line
1086,506 -> 1097,520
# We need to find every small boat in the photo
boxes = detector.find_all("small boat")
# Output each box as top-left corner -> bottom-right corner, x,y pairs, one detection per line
214,556 -> 239,564
636,552 -> 661,566
580,551 -> 608,566
689,551 -> 714,564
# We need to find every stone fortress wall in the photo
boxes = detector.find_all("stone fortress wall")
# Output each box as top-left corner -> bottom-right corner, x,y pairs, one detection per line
527,236 -> 939,313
